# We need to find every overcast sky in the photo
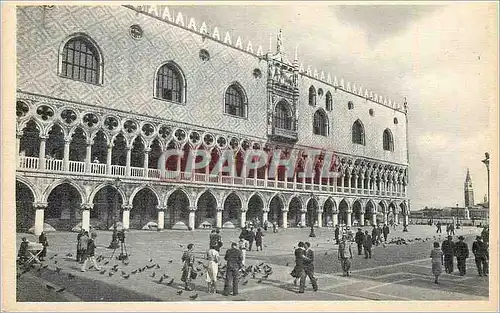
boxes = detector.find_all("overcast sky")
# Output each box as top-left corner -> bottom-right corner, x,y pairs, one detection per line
170,3 -> 497,210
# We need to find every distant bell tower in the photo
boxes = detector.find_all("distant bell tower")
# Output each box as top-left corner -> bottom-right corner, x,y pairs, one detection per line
464,168 -> 474,207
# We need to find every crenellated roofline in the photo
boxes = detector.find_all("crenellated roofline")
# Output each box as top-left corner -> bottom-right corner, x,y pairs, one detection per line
123,5 -> 408,115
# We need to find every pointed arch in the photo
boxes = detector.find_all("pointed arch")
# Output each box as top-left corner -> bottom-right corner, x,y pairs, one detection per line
267,192 -> 286,209
195,188 -> 219,208
383,128 -> 394,151
163,187 -> 193,208
325,91 -> 333,111
352,119 -> 365,145
308,85 -> 317,106
313,109 -> 329,136
88,182 -> 127,205
16,176 -> 40,203
224,81 -> 248,118
129,184 -> 161,206
42,178 -> 86,203
154,61 -> 187,103
274,100 -> 294,130
58,32 -> 104,85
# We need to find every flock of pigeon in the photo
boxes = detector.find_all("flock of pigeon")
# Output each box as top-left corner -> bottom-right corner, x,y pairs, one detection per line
17,251 -> 275,300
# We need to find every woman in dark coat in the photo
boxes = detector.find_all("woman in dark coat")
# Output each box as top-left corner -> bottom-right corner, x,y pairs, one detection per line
38,231 -> 49,261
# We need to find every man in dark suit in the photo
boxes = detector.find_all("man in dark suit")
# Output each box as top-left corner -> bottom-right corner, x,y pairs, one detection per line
382,224 -> 390,242
441,235 -> 455,273
223,242 -> 243,296
304,242 -> 318,291
354,228 -> 365,255
472,236 -> 488,276
363,231 -> 373,259
455,235 -> 469,276
371,225 -> 378,246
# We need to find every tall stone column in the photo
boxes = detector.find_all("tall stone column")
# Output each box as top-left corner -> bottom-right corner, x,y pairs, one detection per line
282,210 -> 288,229
122,205 -> 131,230
340,174 -> 344,189
383,211 -> 388,225
353,174 -> 358,194
106,144 -> 113,175
346,210 -> 352,226
125,146 -> 132,176
360,213 -> 365,226
347,173 -> 352,190
33,203 -> 47,236
300,210 -> 306,227
395,213 -> 399,225
39,136 -> 47,170
85,139 -> 92,173
214,207 -> 223,229
404,214 -> 409,226
262,207 -> 269,225
143,148 -> 150,178
81,204 -> 92,232
240,209 -> 247,228
188,207 -> 196,230
16,131 -> 23,156
157,206 -> 165,230
317,210 -> 323,228
332,212 -> 338,226
63,138 -> 71,171
372,213 -> 377,226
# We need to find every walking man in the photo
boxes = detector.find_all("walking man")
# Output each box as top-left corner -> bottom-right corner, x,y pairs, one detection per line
376,224 -> 383,244
436,221 -> 442,233
181,243 -> 195,291
354,228 -> 365,255
223,242 -> 243,296
304,242 -> 318,291
338,236 -> 353,276
247,227 -> 255,251
441,235 -> 455,273
472,236 -> 489,276
382,224 -> 390,242
80,237 -> 101,272
292,242 -> 308,293
455,236 -> 469,276
371,225 -> 378,246
363,230 -> 373,259
334,225 -> 340,245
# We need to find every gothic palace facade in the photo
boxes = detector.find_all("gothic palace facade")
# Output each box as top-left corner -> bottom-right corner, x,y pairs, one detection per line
16,5 -> 410,235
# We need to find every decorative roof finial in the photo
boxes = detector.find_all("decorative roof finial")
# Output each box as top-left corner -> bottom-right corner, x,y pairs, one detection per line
277,29 -> 283,53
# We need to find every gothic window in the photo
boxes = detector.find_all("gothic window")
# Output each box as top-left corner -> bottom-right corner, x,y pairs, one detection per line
60,35 -> 102,84
352,120 -> 365,145
309,85 -> 317,106
313,110 -> 328,136
383,129 -> 394,151
325,91 -> 333,111
155,62 -> 185,103
224,83 -> 247,118
274,100 -> 293,130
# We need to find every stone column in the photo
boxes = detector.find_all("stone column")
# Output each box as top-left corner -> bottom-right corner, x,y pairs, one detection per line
395,213 -> 399,225
354,174 -> 359,193
240,209 -> 247,228
372,213 -> 378,226
282,210 -> 288,229
81,204 -> 91,232
33,203 -> 47,236
317,210 -> 323,228
85,139 -> 92,173
157,206 -> 165,230
122,205 -> 131,230
125,146 -> 132,176
360,213 -> 365,226
346,210 -> 352,226
262,207 -> 269,225
383,211 -> 388,224
188,207 -> 196,230
143,148 -> 150,178
347,173 -> 352,191
340,173 -> 344,189
216,207 -> 223,229
16,131 -> 23,156
332,212 -> 339,226
106,144 -> 113,175
404,214 -> 409,226
63,138 -> 71,171
300,210 -> 306,227
39,136 -> 47,170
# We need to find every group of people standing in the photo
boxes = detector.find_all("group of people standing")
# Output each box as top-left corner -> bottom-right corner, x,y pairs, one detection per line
76,227 -> 100,272
291,241 -> 318,293
431,235 -> 489,284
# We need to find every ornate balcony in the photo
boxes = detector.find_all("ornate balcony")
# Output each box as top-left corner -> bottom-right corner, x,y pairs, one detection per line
17,156 -> 407,199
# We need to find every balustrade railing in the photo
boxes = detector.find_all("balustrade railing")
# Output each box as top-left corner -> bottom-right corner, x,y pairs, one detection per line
90,162 -> 105,174
17,157 -> 408,198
